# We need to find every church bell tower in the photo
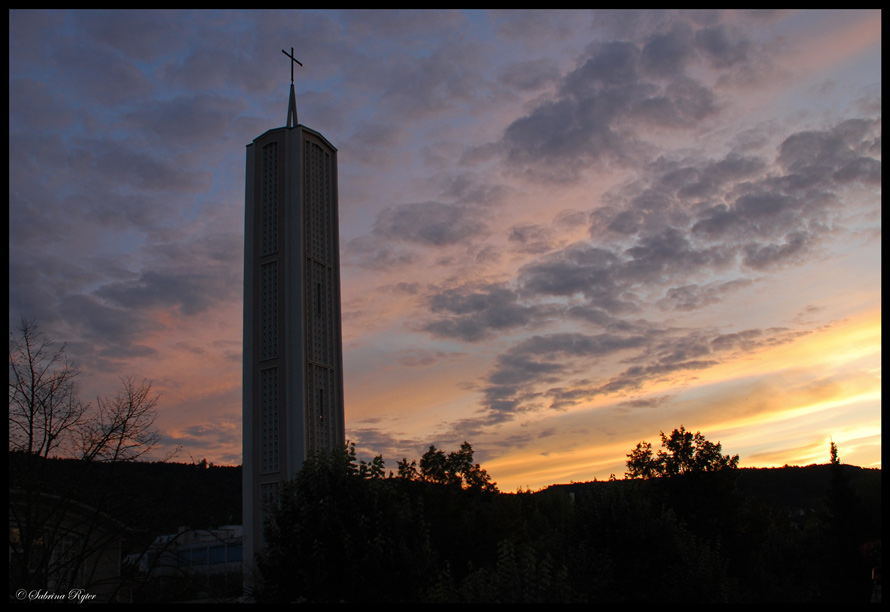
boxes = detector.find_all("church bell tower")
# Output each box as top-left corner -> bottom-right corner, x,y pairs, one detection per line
242,49 -> 345,579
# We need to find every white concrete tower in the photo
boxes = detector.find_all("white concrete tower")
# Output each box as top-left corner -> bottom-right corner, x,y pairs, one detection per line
242,50 -> 345,585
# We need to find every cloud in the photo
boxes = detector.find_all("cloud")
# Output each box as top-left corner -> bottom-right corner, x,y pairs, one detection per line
777,118 -> 882,185
96,268 -> 231,317
58,293 -> 162,351
518,245 -> 624,302
373,200 -> 490,246
72,9 -> 190,62
640,22 -> 696,75
497,58 -> 561,92
508,223 -> 558,253
694,24 -> 752,68
125,94 -> 250,150
657,279 -> 754,311
496,29 -> 725,180
423,284 -> 555,342
477,331 -> 652,420
344,235 -> 417,269
474,322 -> 823,419
51,37 -> 153,105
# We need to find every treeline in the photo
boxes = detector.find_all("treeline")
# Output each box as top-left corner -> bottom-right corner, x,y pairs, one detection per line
8,452 -> 242,535
255,442 -> 881,603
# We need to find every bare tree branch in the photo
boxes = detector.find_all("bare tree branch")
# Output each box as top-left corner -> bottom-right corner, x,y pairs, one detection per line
9,317 -> 85,458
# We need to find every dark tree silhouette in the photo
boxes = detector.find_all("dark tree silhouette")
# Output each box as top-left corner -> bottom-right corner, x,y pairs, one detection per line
417,441 -> 498,492
625,425 -> 739,479
9,317 -> 165,601
258,443 -> 434,603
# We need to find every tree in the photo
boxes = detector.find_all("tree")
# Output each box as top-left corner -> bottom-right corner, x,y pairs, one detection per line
418,442 -> 498,492
396,456 -> 419,480
625,441 -> 660,480
9,317 -> 165,601
9,317 -> 85,458
258,443 -> 434,602
9,318 -> 162,465
625,426 -> 739,479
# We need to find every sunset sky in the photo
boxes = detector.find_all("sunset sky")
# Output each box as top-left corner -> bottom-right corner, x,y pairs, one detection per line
9,10 -> 881,491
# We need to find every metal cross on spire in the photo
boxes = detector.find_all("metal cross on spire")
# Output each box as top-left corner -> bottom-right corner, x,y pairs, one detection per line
282,47 -> 303,84
282,47 -> 302,128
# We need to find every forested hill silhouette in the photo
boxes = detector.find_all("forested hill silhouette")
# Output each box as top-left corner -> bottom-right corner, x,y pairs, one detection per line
550,463 -> 881,515
8,452 -> 242,533
11,452 -> 879,538
10,451 -> 881,602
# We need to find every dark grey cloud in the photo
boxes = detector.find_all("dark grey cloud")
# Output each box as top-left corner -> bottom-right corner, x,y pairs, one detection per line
375,39 -> 491,120
694,24 -> 751,68
741,231 -> 811,270
517,230 -> 735,316
490,9 -> 586,47
72,9 -> 190,62
657,279 -> 753,311
58,293 -> 162,349
51,37 -> 153,105
344,235 -> 417,269
496,28 -> 726,179
476,321 -> 822,418
488,11 -> 816,186
439,173 -> 512,207
777,118 -> 882,186
373,201 -> 489,247
709,328 -> 764,353
498,58 -> 561,92
476,330 -> 652,421
125,94 -> 250,149
341,9 -> 464,46
96,268 -> 232,317
640,22 -> 696,76
566,305 -> 637,330
514,332 -> 651,360
424,284 -> 555,342
508,223 -> 558,253
8,78 -> 77,131
88,139 -> 213,193
519,245 -> 622,301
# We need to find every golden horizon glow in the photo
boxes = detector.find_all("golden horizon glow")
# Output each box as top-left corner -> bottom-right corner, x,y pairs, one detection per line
484,308 -> 881,491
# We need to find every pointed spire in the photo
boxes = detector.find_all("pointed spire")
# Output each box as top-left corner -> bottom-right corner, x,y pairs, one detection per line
287,82 -> 298,128
282,47 -> 302,129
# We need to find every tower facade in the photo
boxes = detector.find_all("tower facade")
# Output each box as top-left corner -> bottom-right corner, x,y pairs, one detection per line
242,83 -> 345,577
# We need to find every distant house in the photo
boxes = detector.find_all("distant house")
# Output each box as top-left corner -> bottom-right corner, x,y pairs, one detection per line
131,525 -> 243,577
9,490 -> 127,603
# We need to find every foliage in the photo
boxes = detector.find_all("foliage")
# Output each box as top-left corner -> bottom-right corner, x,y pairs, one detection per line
567,480 -> 735,602
258,442 -> 529,603
412,441 -> 499,492
258,443 -> 434,603
251,433 -> 879,604
625,425 -> 739,479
